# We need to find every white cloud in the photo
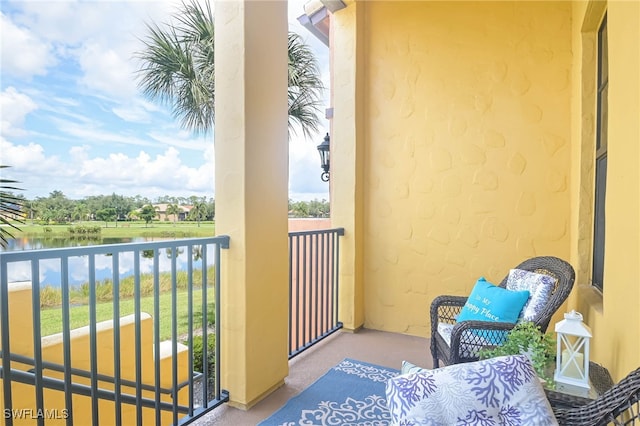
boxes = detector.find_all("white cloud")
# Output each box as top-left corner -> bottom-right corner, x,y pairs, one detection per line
0,87 -> 38,137
0,12 -> 56,79
1,137 -> 214,200
13,1 -> 177,49
147,129 -> 210,151
8,1 -> 179,101
112,98 -> 162,123
76,41 -> 139,99
50,116 -> 158,149
0,138 -> 66,176
76,146 -> 215,196
69,145 -> 90,162
112,106 -> 150,123
12,2 -> 102,46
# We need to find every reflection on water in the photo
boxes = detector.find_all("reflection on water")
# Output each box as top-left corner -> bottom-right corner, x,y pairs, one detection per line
2,236 -> 149,252
3,237 -> 213,288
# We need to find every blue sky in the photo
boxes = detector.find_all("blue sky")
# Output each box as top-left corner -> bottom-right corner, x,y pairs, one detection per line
0,0 -> 330,202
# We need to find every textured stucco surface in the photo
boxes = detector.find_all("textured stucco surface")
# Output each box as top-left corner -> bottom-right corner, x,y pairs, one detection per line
357,1 -> 573,335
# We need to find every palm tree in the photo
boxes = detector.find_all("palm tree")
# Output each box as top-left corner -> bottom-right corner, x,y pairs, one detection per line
0,166 -> 25,248
135,0 -> 323,138
72,203 -> 89,222
165,203 -> 181,226
188,201 -> 206,227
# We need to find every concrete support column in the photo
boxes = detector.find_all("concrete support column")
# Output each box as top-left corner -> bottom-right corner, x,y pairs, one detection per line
214,0 -> 289,409
331,1 -> 365,331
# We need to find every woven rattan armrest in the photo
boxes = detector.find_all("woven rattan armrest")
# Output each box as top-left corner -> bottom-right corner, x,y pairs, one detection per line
551,367 -> 640,426
430,295 -> 467,327
448,320 -> 517,358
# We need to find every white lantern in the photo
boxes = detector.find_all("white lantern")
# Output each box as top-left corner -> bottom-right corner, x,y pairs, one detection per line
555,310 -> 592,392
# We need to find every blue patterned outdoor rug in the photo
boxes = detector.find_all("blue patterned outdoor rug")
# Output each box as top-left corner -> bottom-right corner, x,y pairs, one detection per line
258,358 -> 398,426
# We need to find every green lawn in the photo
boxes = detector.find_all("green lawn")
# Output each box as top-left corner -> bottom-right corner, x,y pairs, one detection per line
39,287 -> 215,342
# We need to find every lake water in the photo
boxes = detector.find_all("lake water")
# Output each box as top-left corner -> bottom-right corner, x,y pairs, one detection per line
2,236 -> 151,252
2,236 -> 212,288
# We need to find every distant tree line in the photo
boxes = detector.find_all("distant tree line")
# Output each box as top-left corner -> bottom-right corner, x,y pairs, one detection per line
7,190 -> 330,224
288,199 -> 330,218
12,191 -> 216,225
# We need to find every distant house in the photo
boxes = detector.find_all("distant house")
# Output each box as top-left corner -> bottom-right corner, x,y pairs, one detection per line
152,204 -> 193,222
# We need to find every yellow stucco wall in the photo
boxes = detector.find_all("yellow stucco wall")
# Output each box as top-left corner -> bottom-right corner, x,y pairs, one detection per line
334,1 -> 574,336
570,0 -> 640,381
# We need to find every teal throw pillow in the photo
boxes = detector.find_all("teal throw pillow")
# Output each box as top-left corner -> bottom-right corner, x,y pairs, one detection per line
456,277 -> 530,344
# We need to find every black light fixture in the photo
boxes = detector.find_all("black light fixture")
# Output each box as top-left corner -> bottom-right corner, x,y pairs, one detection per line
317,133 -> 330,182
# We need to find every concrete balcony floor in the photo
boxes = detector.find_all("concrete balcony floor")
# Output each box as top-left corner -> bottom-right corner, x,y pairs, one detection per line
195,328 -> 431,425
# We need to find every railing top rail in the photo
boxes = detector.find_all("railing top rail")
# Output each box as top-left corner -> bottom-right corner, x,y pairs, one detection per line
288,227 -> 345,238
0,235 -> 230,263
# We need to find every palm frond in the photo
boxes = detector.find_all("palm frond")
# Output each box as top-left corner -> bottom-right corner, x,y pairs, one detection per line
287,33 -> 324,139
134,2 -> 215,135
0,166 -> 25,248
135,1 -> 323,139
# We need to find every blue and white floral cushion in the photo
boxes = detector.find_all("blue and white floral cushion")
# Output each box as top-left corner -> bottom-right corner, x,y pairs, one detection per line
386,354 -> 558,426
506,269 -> 556,321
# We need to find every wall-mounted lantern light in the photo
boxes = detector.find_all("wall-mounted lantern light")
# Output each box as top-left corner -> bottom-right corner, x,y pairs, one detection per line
317,133 -> 330,182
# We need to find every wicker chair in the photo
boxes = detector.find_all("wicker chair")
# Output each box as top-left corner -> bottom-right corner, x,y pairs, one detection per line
429,256 -> 575,368
553,367 -> 640,425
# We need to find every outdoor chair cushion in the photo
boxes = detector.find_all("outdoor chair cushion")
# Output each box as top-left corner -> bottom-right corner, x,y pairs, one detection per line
506,269 -> 556,321
386,354 -> 558,426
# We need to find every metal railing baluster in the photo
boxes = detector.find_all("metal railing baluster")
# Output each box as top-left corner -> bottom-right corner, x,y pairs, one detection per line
171,244 -> 179,425
313,233 -> 318,341
187,244 -> 194,416
213,241 -> 222,401
30,260 -> 44,426
1,255 -> 14,426
153,248 -> 161,425
89,254 -> 99,425
288,234 -> 293,355
61,256 -> 74,425
133,250 -> 143,426
201,245 -> 208,407
112,253 -> 122,425
302,234 -> 308,350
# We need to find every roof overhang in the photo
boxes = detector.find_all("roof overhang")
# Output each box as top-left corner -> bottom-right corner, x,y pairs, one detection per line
297,0 -> 346,47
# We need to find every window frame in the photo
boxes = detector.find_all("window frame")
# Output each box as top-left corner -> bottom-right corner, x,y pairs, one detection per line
592,13 -> 608,292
